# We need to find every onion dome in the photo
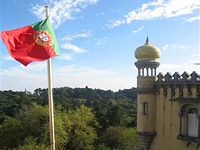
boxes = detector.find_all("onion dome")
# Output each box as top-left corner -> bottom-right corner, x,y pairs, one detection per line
135,37 -> 161,61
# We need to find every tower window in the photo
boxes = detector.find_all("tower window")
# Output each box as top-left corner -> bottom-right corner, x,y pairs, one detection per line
143,102 -> 148,115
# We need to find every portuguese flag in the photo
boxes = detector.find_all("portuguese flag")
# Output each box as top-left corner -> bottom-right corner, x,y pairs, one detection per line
1,18 -> 60,66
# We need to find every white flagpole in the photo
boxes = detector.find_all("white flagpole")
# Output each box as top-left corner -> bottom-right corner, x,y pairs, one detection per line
44,6 -> 56,150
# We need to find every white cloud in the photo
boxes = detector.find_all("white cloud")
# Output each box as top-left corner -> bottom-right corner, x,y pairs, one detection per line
61,32 -> 91,42
2,61 -> 198,92
0,64 -> 47,92
0,64 -> 136,92
133,26 -> 144,34
187,15 -> 200,22
171,44 -> 191,49
3,55 -> 14,61
163,44 -> 168,50
158,63 -> 200,74
62,43 -> 87,53
108,20 -> 126,28
30,0 -> 99,28
109,0 -> 200,28
24,62 -> 47,71
96,12 -> 105,16
54,65 -> 115,77
189,53 -> 200,64
163,43 -> 191,50
191,54 -> 200,57
95,37 -> 109,45
52,65 -> 136,91
57,54 -> 73,60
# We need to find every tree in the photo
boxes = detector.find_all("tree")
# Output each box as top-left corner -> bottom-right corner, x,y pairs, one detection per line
99,127 -> 142,150
0,117 -> 24,149
96,143 -> 111,150
106,105 -> 131,127
16,104 -> 49,145
18,137 -> 49,150
54,105 -> 69,149
17,104 -> 69,149
66,105 -> 98,150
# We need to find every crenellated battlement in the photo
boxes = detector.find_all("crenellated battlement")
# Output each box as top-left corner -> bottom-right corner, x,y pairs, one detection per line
156,71 -> 200,85
155,71 -> 200,97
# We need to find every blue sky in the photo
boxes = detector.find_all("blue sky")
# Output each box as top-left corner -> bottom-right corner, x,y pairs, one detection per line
0,0 -> 199,92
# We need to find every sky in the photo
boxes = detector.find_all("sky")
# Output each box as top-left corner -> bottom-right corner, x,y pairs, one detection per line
0,0 -> 199,93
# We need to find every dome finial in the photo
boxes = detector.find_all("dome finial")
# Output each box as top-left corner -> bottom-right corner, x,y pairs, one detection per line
145,36 -> 150,45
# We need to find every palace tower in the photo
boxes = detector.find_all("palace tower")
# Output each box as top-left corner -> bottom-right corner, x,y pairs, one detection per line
134,37 -> 200,150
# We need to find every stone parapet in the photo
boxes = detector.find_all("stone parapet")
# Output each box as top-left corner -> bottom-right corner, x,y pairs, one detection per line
155,71 -> 200,97
156,71 -> 200,85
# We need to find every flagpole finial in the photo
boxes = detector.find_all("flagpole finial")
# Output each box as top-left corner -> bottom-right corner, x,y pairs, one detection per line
44,6 -> 49,18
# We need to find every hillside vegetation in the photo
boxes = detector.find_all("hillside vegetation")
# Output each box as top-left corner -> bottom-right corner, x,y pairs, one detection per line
0,87 -> 142,150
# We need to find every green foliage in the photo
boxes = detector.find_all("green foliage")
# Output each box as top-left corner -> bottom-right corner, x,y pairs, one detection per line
0,117 -> 24,149
96,143 -> 111,150
66,105 -> 98,150
0,87 -> 139,149
0,91 -> 31,123
0,104 -> 70,149
17,105 -> 49,145
99,127 -> 142,150
51,86 -> 137,130
106,105 -> 133,127
18,137 -> 49,150
54,108 -> 69,149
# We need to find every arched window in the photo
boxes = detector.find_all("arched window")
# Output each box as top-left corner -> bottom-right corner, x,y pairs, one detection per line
170,98 -> 200,147
177,105 -> 200,145
187,108 -> 198,137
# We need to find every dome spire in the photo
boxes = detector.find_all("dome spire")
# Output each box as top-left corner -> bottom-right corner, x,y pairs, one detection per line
145,36 -> 150,45
135,36 -> 161,61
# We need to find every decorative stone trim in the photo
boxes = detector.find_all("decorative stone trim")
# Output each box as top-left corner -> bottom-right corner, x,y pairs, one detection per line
169,98 -> 200,103
136,131 -> 157,150
155,84 -> 199,97
136,88 -> 158,94
163,86 -> 167,96
137,131 -> 157,136
135,60 -> 160,69
177,134 -> 200,148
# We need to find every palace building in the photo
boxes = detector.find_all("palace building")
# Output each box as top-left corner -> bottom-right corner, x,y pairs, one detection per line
134,37 -> 200,150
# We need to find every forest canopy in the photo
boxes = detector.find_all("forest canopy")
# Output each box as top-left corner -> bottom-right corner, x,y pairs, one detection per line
0,87 -> 142,150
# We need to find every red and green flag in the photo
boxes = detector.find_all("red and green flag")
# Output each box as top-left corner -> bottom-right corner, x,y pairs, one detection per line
0,18 -> 60,66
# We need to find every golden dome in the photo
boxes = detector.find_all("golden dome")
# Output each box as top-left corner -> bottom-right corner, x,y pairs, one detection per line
135,37 -> 161,61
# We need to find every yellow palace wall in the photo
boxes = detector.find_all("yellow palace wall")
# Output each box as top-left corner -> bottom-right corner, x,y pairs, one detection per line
151,87 -> 199,150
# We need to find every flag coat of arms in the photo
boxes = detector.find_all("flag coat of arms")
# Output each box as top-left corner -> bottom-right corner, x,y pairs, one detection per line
1,18 -> 60,66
